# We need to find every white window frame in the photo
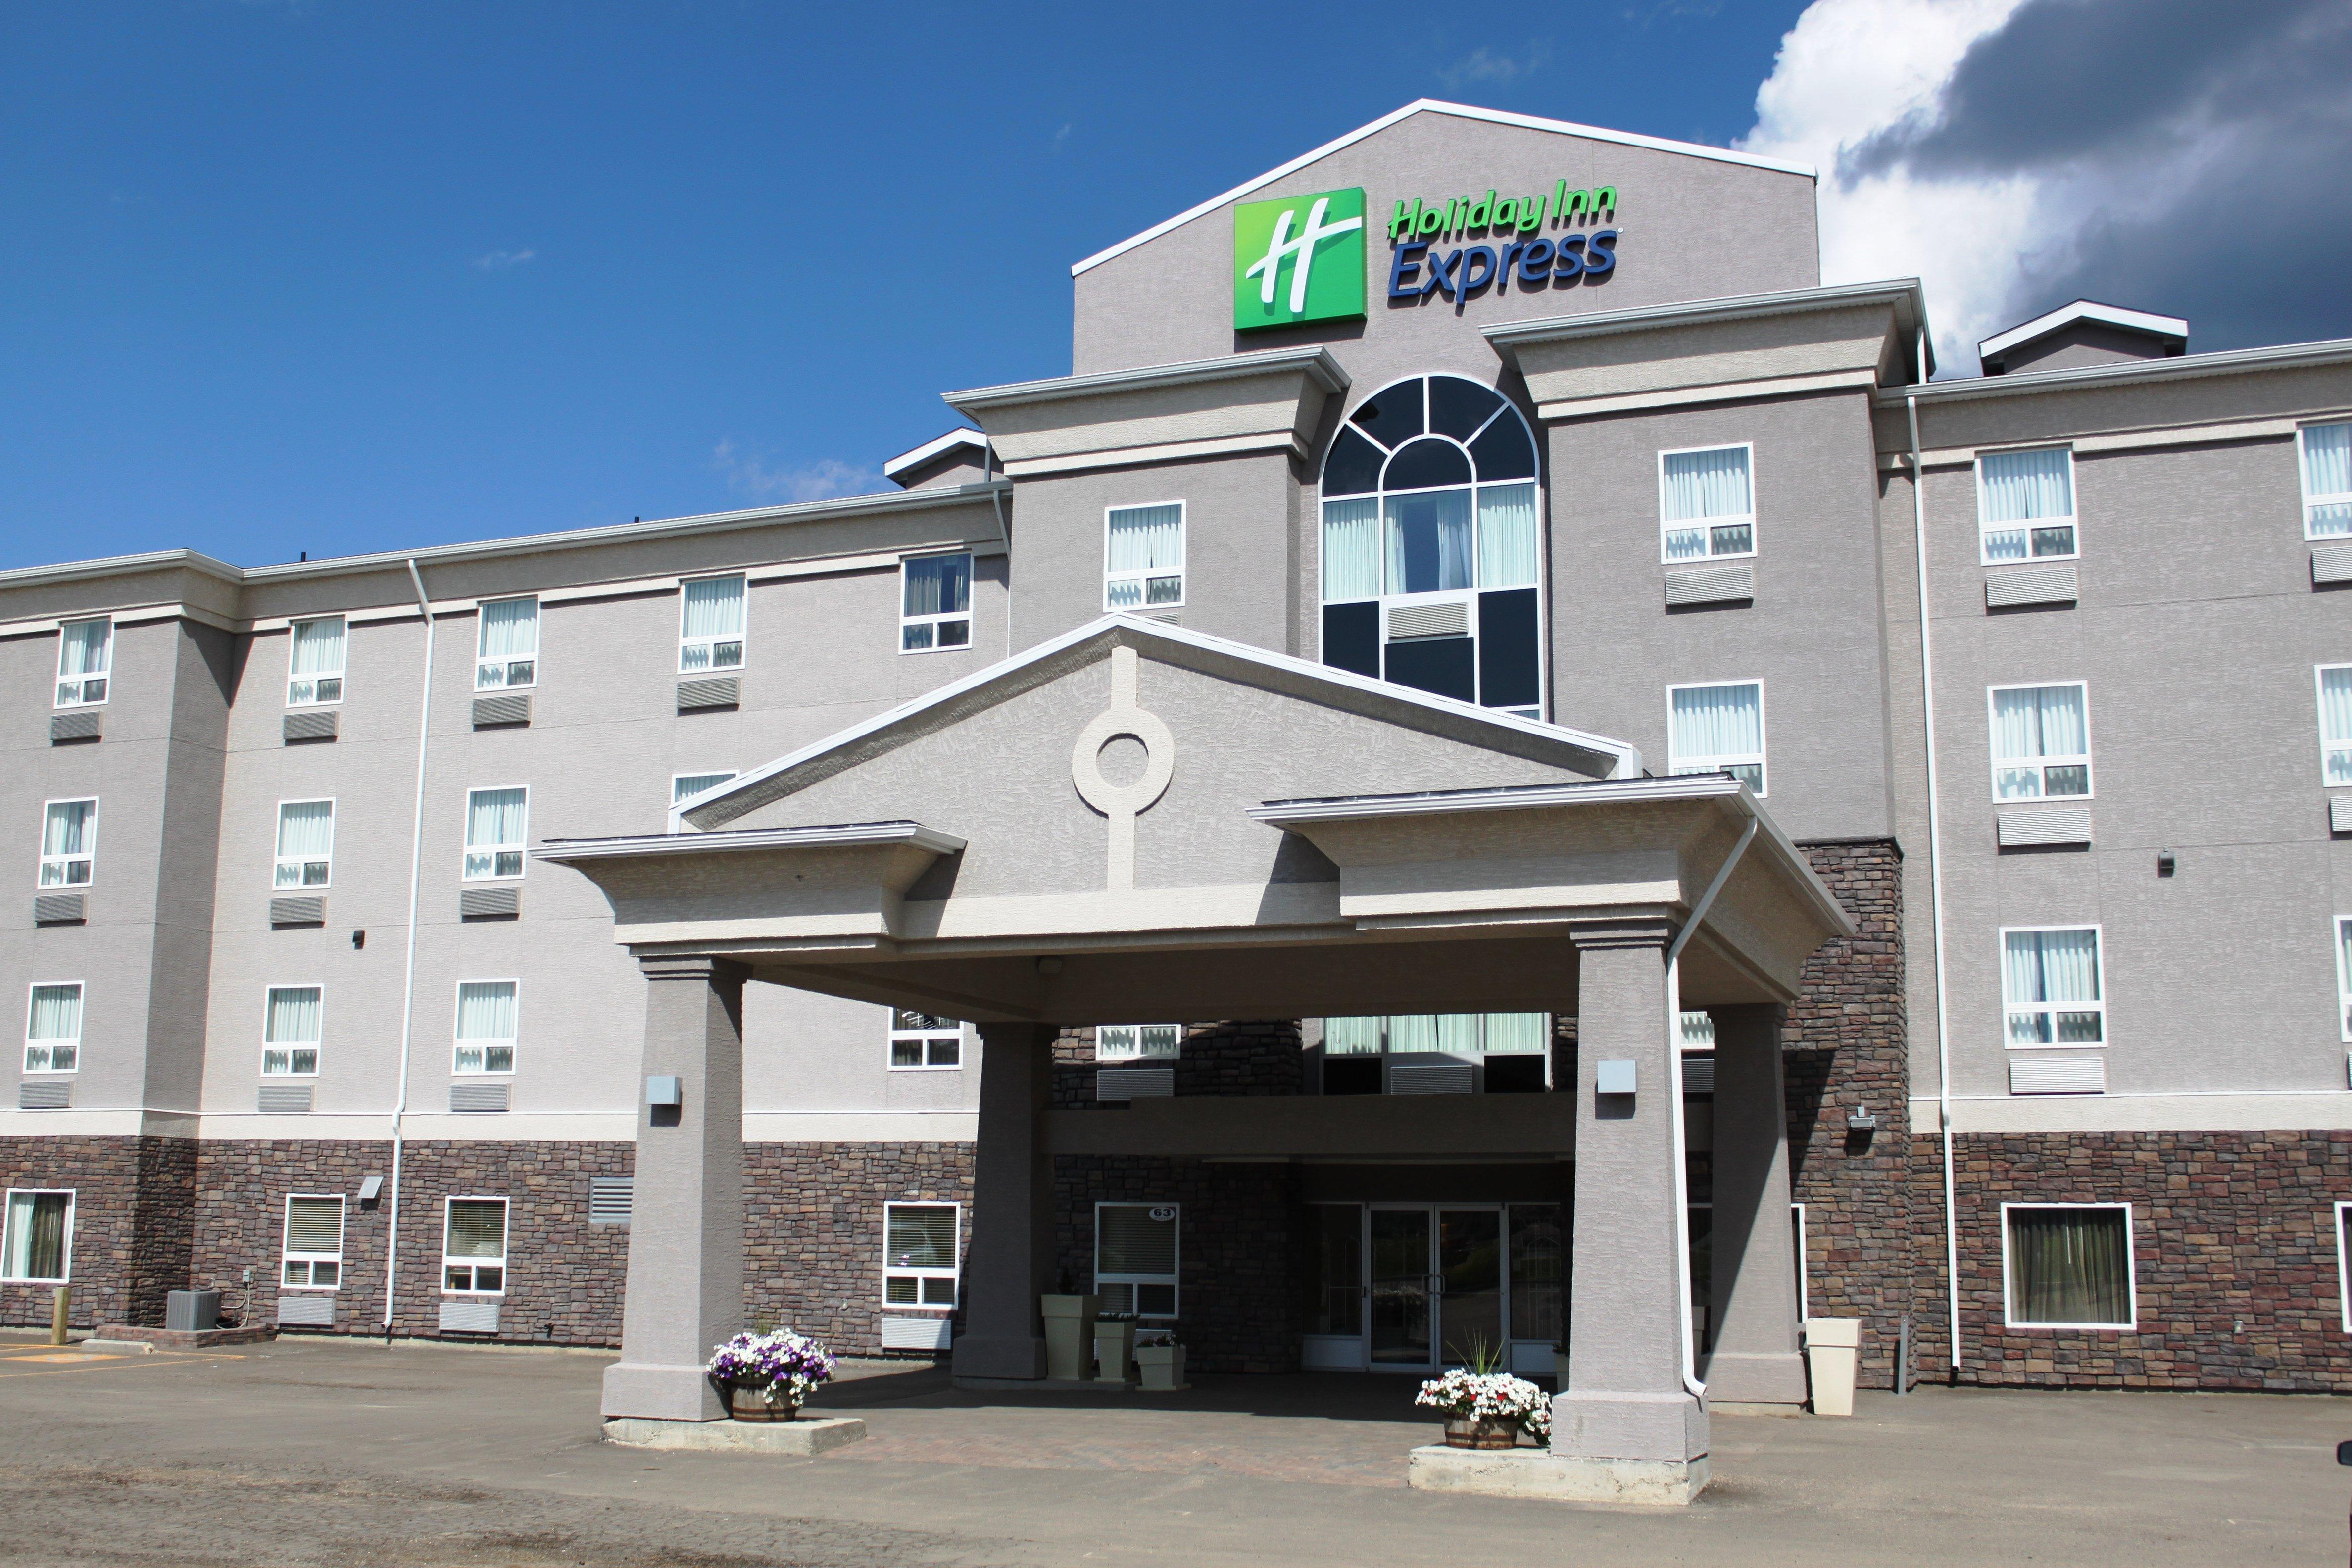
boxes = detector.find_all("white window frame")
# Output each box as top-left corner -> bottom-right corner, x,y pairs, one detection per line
474,595 -> 540,691
887,1011 -> 963,1071
1656,442 -> 1757,563
1665,680 -> 1767,797
37,797 -> 98,890
1975,446 -> 2079,565
281,1193 -> 346,1290
452,979 -> 519,1076
2317,664 -> 2352,787
1096,1024 -> 1182,1062
899,551 -> 975,655
0,1189 -> 74,1284
1103,500 -> 1187,611
441,1195 -> 509,1295
285,615 -> 347,707
462,785 -> 529,882
2301,423 -> 2352,541
1999,925 -> 2106,1050
677,574 -> 747,674
2336,918 -> 2352,1046
24,981 -> 82,1075
2336,1201 -> 2352,1333
882,1201 -> 962,1308
54,617 -> 113,709
1094,1201 -> 1180,1320
273,797 -> 336,890
2000,1201 -> 2136,1330
668,771 -> 738,833
1986,682 -> 2094,802
260,983 -> 324,1078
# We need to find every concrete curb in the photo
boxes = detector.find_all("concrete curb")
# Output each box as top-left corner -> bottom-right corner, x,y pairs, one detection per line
601,1416 -> 867,1455
1405,1445 -> 1711,1505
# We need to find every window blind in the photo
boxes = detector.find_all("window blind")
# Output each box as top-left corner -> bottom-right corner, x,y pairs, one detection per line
285,1196 -> 343,1254
1097,1205 -> 1176,1276
886,1205 -> 957,1270
445,1200 -> 506,1258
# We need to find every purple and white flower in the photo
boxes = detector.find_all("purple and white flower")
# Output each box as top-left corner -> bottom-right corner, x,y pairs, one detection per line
707,1328 -> 837,1408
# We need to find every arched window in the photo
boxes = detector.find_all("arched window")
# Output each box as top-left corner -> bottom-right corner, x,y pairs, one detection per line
1319,375 -> 1543,718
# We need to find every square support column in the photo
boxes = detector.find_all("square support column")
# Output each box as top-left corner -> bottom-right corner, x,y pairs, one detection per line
600,955 -> 747,1422
1555,921 -> 1708,1497
1704,1003 -> 1808,1407
952,1022 -> 1059,1381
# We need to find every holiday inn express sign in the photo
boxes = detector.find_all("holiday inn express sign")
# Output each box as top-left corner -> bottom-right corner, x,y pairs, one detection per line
1234,183 -> 1620,331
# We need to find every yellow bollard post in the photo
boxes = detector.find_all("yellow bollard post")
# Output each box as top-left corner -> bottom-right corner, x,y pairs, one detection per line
50,1284 -> 69,1346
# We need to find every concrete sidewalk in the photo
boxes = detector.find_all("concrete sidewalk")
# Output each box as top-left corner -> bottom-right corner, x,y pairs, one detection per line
0,1336 -> 2341,1565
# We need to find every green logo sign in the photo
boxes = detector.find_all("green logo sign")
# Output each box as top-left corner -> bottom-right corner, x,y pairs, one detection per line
1233,187 -> 1366,331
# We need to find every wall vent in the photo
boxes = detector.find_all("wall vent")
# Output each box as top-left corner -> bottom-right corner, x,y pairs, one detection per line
49,711 -> 101,744
283,710 -> 339,743
257,1083 -> 314,1113
449,1081 -> 510,1113
18,1081 -> 71,1110
588,1176 -> 633,1226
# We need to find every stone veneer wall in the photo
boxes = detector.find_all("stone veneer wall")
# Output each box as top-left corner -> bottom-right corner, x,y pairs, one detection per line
0,1135 -> 156,1329
745,1141 -> 975,1353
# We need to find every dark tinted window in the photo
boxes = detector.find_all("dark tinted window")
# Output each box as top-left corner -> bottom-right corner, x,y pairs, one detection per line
1469,414 -> 1536,481
1427,376 -> 1503,441
1349,380 -> 1423,449
1384,437 -> 1473,492
1322,426 -> 1384,497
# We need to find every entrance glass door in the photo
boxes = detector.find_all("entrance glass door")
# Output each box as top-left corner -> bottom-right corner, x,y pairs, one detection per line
1436,1208 -> 1504,1366
1368,1208 -> 1433,1366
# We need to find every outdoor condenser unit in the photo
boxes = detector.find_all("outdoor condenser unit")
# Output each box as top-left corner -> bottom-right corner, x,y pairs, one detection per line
165,1289 -> 221,1331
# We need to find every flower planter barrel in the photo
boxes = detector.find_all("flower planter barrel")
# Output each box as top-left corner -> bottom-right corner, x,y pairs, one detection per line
1442,1417 -> 1521,1450
726,1385 -> 801,1422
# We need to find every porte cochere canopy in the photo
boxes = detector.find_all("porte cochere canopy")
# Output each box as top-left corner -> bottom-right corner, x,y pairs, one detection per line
537,615 -> 1854,1501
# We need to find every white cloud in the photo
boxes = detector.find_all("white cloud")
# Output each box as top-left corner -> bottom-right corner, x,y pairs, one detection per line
1438,43 -> 1549,91
712,441 -> 882,505
473,249 -> 537,270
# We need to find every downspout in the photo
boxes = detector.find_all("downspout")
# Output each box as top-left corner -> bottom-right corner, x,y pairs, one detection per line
1663,804 -> 1760,1401
383,558 -> 436,1339
1907,330 -> 1962,1377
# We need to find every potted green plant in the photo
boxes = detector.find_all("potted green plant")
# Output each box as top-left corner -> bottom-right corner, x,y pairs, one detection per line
705,1328 -> 836,1421
1415,1336 -> 1551,1449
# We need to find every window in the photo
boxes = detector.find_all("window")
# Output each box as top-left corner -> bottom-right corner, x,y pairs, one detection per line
54,618 -> 111,708
1096,1024 -> 1181,1061
1678,1010 -> 1715,1049
476,597 -> 539,690
672,772 -> 736,808
1667,682 -> 1766,794
274,800 -> 335,888
1977,447 -> 2077,563
0,1190 -> 72,1283
262,985 -> 322,1076
900,553 -> 972,653
38,799 -> 98,888
2337,1203 -> 2352,1333
2319,666 -> 2352,786
882,1202 -> 960,1306
443,1197 -> 508,1293
1319,375 -> 1543,717
1990,684 -> 2092,799
1106,503 -> 1185,609
1095,1202 -> 1178,1318
888,1010 -> 962,1070
1320,1013 -> 1549,1094
463,787 -> 527,880
679,575 -> 746,672
24,983 -> 81,1074
281,1195 -> 345,1288
2003,1204 -> 2134,1329
2002,927 -> 2104,1047
286,616 -> 346,706
1659,444 -> 1755,561
2337,919 -> 2352,1043
454,981 -> 517,1074
2303,423 -> 2352,540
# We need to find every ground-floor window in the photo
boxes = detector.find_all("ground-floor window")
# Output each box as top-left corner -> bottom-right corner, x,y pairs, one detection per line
1319,1013 -> 1548,1094
2003,1203 -> 2134,1329
1095,1202 -> 1178,1318
2336,1202 -> 2352,1333
883,1202 -> 960,1306
1,1189 -> 72,1283
281,1194 -> 345,1288
1095,1024 -> 1180,1061
443,1197 -> 508,1294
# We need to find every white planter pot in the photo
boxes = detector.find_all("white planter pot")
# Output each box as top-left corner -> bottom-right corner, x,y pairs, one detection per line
1136,1343 -> 1187,1391
1039,1294 -> 1099,1381
1093,1319 -> 1137,1384
1804,1317 -> 1861,1417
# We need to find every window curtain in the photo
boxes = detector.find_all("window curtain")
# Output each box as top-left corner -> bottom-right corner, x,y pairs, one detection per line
902,555 -> 970,617
1992,685 -> 2086,762
1321,498 -> 1382,601
1475,484 -> 1539,588
265,987 -> 322,1044
1107,505 -> 1183,574
1432,1014 -> 1482,1054
28,985 -> 81,1041
2340,920 -> 2352,1028
5,1193 -> 67,1281
43,801 -> 94,857
2323,670 -> 2352,784
2306,424 -> 2352,536
467,788 -> 527,849
1385,491 -> 1472,595
1384,1014 -> 1439,1052
1670,684 -> 1763,762
2009,1207 -> 2129,1324
682,577 -> 745,638
1661,447 -> 1752,522
478,598 -> 538,658
1323,1016 -> 1383,1055
289,618 -> 345,676
887,1206 -> 956,1269
57,620 -> 110,678
1097,1206 -> 1176,1275
276,800 -> 334,859
2005,929 -> 2101,1004
1678,1010 -> 1716,1048
1980,449 -> 2074,523
445,1200 -> 506,1258
456,981 -> 518,1041
1481,1013 -> 1548,1055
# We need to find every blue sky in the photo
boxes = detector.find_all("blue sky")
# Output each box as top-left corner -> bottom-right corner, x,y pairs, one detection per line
0,2 -> 1811,569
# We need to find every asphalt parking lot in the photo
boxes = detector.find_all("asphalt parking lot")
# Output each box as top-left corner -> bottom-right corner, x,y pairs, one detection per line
0,1333 -> 2343,1566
